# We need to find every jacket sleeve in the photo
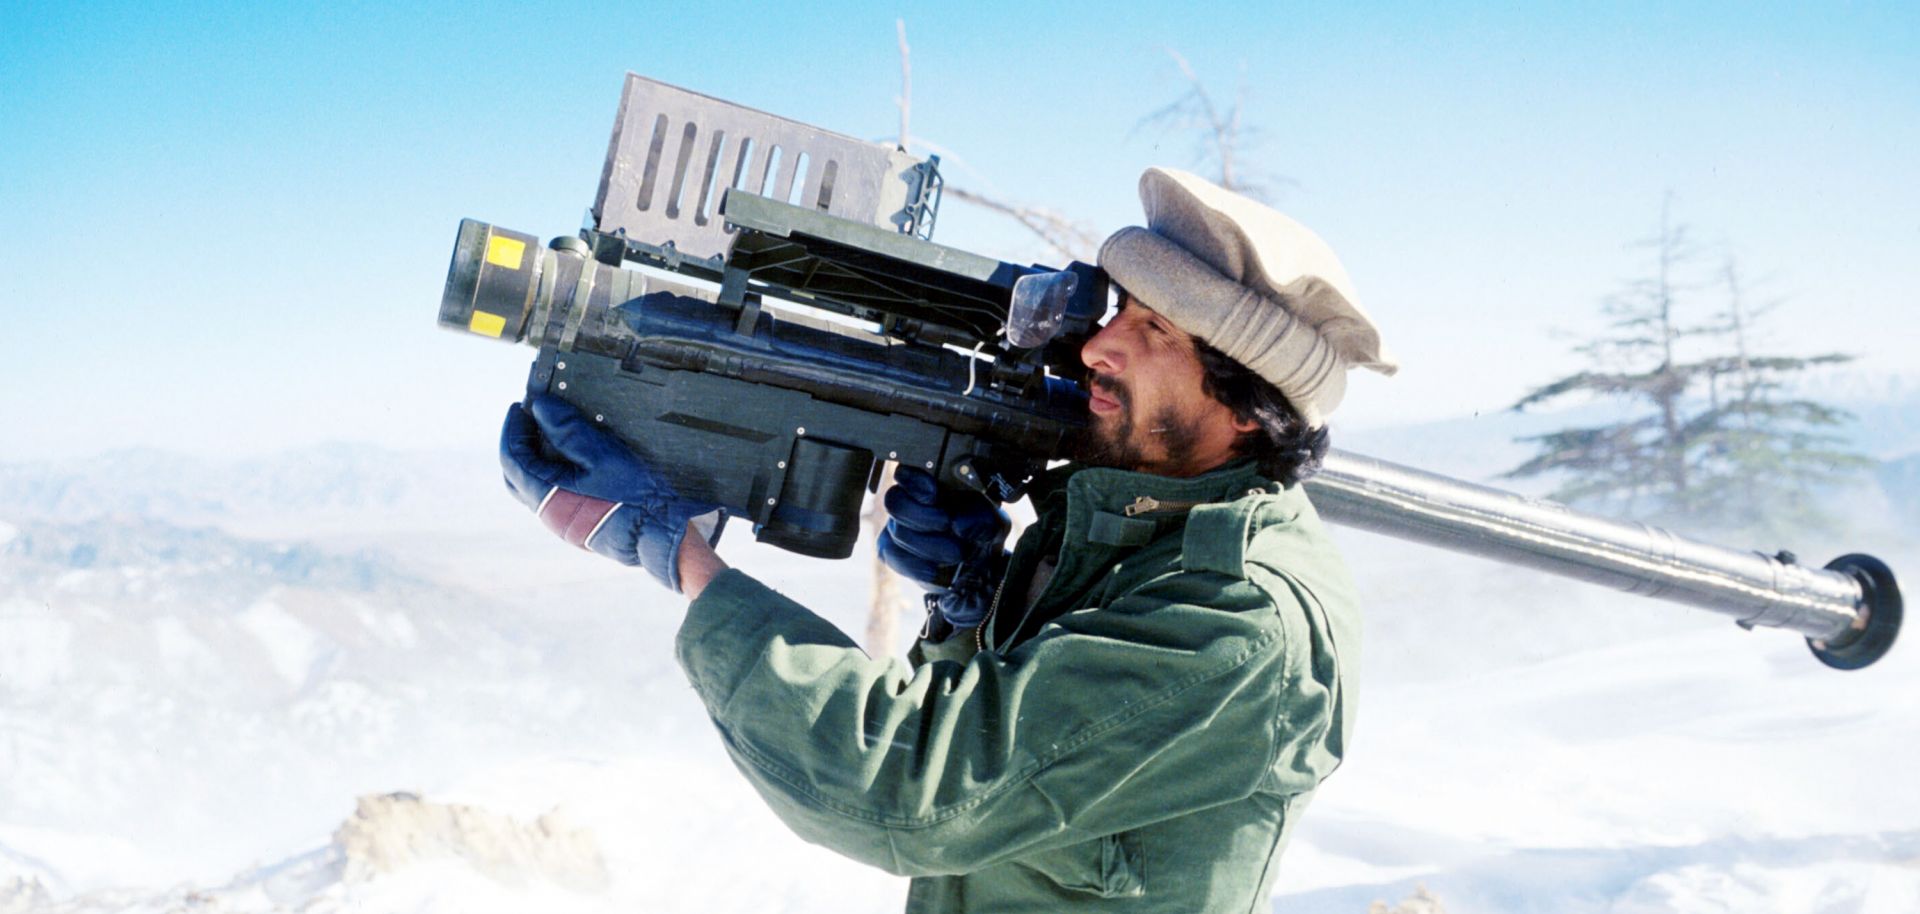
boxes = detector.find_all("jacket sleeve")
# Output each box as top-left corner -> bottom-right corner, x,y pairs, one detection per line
673,563 -> 1334,877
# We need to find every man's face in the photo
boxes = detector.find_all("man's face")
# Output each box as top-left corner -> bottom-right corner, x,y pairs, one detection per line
1075,297 -> 1251,477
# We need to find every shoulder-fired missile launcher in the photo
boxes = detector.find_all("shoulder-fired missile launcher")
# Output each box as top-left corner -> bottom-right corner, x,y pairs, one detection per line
440,73 -> 1898,669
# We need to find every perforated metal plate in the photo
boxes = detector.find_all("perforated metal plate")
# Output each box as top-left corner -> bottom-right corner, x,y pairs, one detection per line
592,74 -> 927,262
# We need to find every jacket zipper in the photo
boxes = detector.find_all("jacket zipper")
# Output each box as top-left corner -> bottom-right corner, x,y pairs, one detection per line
1123,489 -> 1264,517
1122,495 -> 1203,517
974,574 -> 1009,653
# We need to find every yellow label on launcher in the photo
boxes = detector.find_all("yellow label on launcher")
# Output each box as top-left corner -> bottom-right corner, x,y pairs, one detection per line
485,235 -> 526,270
468,311 -> 508,338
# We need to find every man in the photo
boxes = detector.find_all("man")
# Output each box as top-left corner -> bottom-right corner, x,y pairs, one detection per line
500,168 -> 1395,912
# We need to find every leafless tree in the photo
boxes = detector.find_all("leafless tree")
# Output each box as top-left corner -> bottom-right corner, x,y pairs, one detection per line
859,22 -> 920,657
895,19 -> 912,153
862,463 -> 906,656
1136,49 -> 1289,202
888,19 -> 1101,264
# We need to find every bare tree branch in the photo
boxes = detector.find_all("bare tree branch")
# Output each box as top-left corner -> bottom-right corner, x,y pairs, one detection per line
1135,49 -> 1288,201
941,185 -> 1102,263
881,22 -> 1101,263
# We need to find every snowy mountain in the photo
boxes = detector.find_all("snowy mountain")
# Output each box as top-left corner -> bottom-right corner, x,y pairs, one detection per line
0,444 -> 485,525
0,500 -> 713,896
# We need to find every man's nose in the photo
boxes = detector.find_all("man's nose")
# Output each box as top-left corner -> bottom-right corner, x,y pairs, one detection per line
1080,322 -> 1125,375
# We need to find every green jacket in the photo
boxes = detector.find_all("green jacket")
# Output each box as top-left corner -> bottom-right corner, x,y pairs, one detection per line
676,461 -> 1360,912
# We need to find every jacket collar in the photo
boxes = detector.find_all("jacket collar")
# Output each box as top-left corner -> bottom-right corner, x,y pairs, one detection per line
1038,459 -> 1277,548
984,459 -> 1279,652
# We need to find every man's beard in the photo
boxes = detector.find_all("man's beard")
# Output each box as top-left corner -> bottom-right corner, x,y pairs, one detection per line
1072,374 -> 1208,474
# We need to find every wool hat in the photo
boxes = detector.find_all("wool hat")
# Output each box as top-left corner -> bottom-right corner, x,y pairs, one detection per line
1097,167 -> 1397,428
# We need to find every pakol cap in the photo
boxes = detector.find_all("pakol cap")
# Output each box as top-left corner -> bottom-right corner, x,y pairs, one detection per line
1097,167 -> 1397,428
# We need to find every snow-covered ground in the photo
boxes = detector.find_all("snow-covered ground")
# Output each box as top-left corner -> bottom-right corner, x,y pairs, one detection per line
2,440 -> 1915,912
1282,536 -> 1920,913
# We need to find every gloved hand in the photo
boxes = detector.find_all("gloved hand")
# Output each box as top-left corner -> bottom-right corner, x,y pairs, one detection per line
500,394 -> 725,592
878,466 -> 1010,629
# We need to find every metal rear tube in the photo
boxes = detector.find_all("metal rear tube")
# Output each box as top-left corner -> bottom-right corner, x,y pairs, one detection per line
1305,451 -> 1902,669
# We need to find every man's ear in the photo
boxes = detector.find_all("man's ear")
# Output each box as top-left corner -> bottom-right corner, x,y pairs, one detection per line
1229,411 -> 1259,436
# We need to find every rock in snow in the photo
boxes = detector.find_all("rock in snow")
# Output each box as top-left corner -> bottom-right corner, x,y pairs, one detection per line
0,876 -> 54,914
25,793 -> 613,913
334,792 -> 608,892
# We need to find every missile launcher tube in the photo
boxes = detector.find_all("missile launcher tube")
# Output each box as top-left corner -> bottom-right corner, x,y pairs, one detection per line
1305,451 -> 1901,669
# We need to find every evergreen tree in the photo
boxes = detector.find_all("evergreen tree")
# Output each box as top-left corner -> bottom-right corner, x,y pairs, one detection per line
1684,258 -> 1871,535
1505,199 -> 1867,533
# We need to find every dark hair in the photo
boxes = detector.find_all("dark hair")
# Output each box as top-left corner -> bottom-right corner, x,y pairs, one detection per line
1194,339 -> 1329,486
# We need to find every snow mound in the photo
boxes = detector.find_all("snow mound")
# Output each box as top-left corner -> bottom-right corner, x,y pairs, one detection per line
334,792 -> 608,892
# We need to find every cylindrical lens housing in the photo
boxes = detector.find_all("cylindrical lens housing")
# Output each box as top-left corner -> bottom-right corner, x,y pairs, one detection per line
440,219 -> 544,343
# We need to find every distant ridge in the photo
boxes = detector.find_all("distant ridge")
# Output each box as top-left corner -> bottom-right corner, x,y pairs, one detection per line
0,442 -> 505,532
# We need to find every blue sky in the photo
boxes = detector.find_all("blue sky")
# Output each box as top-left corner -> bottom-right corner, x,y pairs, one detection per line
2,1 -> 1915,459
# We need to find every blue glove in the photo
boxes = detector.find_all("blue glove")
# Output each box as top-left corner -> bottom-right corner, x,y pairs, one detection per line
500,394 -> 725,592
878,467 -> 1009,629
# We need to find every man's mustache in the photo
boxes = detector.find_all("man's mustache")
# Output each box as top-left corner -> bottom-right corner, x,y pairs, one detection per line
1089,373 -> 1131,409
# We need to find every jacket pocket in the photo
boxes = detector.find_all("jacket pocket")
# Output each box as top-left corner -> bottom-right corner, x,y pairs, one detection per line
1018,831 -> 1146,898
